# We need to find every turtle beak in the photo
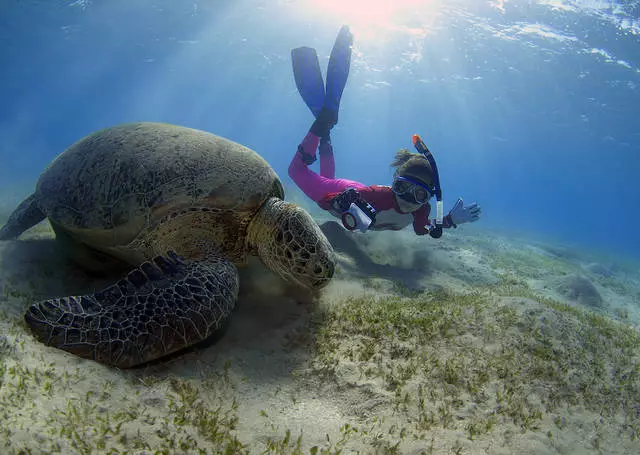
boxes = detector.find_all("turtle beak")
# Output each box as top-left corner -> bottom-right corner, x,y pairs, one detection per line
247,198 -> 336,290
305,232 -> 335,289
276,204 -> 335,290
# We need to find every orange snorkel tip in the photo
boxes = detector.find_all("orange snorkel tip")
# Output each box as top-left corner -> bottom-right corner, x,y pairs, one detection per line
412,134 -> 430,156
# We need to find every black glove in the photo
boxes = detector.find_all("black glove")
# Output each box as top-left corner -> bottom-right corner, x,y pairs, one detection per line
429,225 -> 443,239
331,188 -> 360,212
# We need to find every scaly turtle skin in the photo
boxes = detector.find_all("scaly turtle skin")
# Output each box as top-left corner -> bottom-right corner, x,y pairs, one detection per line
0,122 -> 335,368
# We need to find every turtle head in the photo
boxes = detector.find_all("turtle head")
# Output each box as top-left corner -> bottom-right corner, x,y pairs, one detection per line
247,197 -> 335,290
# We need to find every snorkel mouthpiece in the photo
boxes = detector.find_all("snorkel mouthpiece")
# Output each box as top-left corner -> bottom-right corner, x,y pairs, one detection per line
411,134 -> 443,226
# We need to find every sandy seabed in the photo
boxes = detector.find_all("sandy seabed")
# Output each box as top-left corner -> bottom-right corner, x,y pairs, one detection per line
1,196 -> 639,454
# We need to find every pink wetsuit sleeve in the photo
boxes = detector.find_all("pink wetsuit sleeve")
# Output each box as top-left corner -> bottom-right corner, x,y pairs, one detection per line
299,132 -> 319,160
319,140 -> 335,179
288,132 -> 366,203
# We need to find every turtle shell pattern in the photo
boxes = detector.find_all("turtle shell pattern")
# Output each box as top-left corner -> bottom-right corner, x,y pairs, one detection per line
35,122 -> 284,264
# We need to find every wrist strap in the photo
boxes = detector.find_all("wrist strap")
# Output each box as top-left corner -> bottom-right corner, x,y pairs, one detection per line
445,214 -> 457,228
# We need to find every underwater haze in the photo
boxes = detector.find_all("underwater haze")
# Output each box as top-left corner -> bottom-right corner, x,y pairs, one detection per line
3,2 -> 640,454
1,0 -> 639,257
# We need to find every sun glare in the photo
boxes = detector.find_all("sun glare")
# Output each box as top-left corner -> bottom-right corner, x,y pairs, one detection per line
304,0 -> 442,37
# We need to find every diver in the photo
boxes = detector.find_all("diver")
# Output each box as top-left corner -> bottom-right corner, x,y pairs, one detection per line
288,25 -> 481,237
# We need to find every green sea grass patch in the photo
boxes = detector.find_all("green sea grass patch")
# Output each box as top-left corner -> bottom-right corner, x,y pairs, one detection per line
0,318 -> 247,454
592,272 -> 640,300
485,240 -> 640,314
0,332 -> 364,455
1,235 -> 639,453
484,244 -> 576,280
307,285 -> 640,444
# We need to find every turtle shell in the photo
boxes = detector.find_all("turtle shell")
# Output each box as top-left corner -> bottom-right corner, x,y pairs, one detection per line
35,122 -> 284,261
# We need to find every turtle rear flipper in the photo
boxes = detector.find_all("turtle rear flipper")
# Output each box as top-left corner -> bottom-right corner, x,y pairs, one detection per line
0,194 -> 46,240
25,252 -> 239,368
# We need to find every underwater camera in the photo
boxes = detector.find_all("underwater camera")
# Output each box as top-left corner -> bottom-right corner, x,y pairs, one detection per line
332,188 -> 377,232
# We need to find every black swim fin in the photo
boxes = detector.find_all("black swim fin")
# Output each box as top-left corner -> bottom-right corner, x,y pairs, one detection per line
291,46 -> 325,118
324,25 -> 354,117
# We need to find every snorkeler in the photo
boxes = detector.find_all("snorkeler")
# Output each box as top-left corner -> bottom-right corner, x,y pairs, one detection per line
289,25 -> 481,237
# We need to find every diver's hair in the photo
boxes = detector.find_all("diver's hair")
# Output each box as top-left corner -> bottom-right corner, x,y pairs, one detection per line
390,148 -> 434,187
390,149 -> 415,168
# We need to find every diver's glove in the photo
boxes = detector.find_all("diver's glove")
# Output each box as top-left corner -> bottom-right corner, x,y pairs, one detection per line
331,187 -> 360,213
310,106 -> 338,139
447,197 -> 481,227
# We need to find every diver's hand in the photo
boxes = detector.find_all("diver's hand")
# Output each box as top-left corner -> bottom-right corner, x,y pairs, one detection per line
448,197 -> 481,226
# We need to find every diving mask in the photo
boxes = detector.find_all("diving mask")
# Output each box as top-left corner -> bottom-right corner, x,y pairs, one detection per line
392,175 -> 432,205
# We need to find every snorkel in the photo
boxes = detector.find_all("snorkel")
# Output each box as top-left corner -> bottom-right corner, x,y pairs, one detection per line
411,134 -> 444,238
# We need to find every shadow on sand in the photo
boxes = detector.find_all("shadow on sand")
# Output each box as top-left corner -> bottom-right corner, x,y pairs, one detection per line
319,221 -> 431,291
0,234 -> 320,382
0,220 -> 440,381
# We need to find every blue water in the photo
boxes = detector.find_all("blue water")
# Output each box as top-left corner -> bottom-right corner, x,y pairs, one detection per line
1,0 -> 638,258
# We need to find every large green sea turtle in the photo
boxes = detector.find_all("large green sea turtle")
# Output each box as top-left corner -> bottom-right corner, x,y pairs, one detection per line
0,122 -> 335,368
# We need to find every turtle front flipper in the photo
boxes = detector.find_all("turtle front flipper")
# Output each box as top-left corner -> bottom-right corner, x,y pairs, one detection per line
0,193 -> 46,240
24,252 -> 239,368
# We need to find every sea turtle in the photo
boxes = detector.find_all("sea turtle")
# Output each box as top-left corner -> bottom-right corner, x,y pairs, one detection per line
0,122 -> 335,368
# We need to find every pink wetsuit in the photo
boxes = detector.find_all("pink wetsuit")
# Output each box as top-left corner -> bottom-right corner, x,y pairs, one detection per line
288,132 -> 446,235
